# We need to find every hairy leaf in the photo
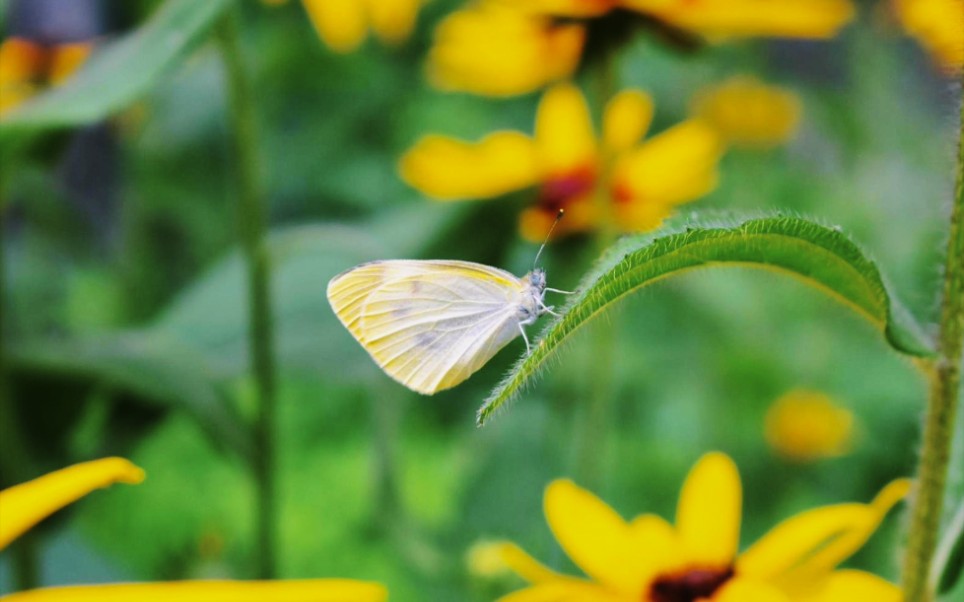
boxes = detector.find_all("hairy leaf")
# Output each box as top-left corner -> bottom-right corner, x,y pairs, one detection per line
478,215 -> 934,425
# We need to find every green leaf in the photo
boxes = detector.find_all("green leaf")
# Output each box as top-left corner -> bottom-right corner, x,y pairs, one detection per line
151,223 -> 392,380
0,0 -> 232,133
935,501 -> 964,594
477,215 -> 934,425
6,332 -> 252,460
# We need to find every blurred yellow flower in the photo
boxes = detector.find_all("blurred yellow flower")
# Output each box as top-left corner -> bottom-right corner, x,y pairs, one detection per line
428,0 -> 854,96
266,0 -> 422,53
0,458 -> 387,602
894,0 -> 964,72
496,453 -> 908,602
400,83 -> 722,241
690,76 -> 802,149
764,389 -> 855,462
428,2 -> 585,96
466,540 -> 513,579
0,37 -> 92,116
625,0 -> 856,39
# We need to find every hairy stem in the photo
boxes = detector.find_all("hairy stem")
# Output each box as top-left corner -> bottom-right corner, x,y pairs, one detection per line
219,10 -> 279,579
902,78 -> 964,601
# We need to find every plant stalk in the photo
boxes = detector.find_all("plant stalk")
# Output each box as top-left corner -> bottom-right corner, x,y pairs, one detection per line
370,382 -> 402,531
573,52 -> 621,488
219,10 -> 279,579
902,78 -> 964,601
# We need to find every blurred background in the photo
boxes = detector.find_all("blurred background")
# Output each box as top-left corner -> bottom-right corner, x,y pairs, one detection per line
0,0 -> 961,599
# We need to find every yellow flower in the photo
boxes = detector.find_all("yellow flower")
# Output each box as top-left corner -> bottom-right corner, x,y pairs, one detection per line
690,76 -> 802,149
428,2 -> 585,96
265,0 -> 423,53
894,0 -> 964,73
497,453 -> 908,602
400,83 -> 723,241
0,37 -> 92,116
765,390 -> 855,462
0,458 -> 387,602
427,0 -> 854,96
623,0 -> 855,39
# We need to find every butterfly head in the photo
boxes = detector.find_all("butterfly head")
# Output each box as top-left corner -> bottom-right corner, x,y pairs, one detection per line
526,268 -> 547,293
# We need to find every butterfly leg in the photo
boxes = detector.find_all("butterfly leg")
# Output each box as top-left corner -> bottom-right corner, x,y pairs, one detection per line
518,323 -> 532,354
540,304 -> 560,317
545,287 -> 575,295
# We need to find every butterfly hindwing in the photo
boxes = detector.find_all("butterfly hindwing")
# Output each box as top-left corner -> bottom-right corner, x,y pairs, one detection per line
327,260 -> 527,394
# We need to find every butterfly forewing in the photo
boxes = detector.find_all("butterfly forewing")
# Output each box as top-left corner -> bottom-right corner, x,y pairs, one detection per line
327,260 -> 529,394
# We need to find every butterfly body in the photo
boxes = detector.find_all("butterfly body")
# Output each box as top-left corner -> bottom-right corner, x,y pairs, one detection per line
327,260 -> 551,394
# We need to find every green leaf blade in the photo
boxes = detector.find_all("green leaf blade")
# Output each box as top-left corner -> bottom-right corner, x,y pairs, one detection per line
7,332 -> 252,460
0,0 -> 232,133
477,215 -> 934,425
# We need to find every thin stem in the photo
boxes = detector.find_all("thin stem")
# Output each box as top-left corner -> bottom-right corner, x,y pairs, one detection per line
902,78 -> 964,601
0,190 -> 41,592
219,10 -> 279,579
370,382 -> 402,531
573,52 -> 621,488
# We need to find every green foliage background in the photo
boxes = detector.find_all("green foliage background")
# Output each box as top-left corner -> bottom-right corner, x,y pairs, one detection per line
1,0 -> 962,600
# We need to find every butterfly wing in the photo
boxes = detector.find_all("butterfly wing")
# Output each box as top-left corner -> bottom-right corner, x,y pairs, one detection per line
327,260 -> 526,394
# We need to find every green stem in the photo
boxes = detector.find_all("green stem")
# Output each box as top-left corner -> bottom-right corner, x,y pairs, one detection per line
902,77 -> 964,602
219,11 -> 278,579
0,185 -> 41,592
370,382 -> 402,531
573,53 -> 621,488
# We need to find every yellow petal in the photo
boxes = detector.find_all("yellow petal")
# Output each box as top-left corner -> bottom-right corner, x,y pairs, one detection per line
713,576 -> 792,602
0,38 -> 45,88
787,569 -> 900,602
675,452 -> 741,567
0,458 -> 144,550
498,541 -> 574,584
428,4 -> 584,96
399,131 -> 540,200
690,76 -> 802,149
507,0 -> 616,17
365,0 -> 420,45
612,199 -> 673,233
302,0 -> 367,53
613,119 -> 722,207
543,479 -> 640,594
497,581 -> 623,602
602,89 -> 654,155
0,580 -> 387,602
736,480 -> 911,584
535,83 -> 598,176
737,504 -> 870,579
624,0 -> 855,39
49,43 -> 93,84
625,513 -> 686,587
895,0 -> 964,73
791,479 -> 910,575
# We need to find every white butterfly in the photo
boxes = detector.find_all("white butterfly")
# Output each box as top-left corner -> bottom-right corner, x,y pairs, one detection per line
327,259 -> 568,394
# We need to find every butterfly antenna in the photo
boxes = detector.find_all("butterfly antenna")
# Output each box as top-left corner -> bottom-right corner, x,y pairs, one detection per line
533,209 -> 564,269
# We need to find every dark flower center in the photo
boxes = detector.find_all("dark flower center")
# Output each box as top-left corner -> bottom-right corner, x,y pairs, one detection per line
538,165 -> 596,212
648,566 -> 735,602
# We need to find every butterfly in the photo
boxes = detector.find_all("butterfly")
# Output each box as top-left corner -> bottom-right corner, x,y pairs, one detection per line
327,213 -> 570,394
